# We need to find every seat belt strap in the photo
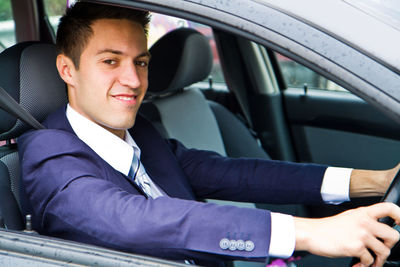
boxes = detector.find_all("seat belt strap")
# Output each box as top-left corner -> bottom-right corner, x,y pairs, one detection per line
0,86 -> 45,130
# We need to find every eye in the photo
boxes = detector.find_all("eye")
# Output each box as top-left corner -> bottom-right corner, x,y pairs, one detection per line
103,59 -> 117,65
135,60 -> 148,67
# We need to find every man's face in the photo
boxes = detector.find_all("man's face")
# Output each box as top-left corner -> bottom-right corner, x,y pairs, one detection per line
65,19 -> 149,138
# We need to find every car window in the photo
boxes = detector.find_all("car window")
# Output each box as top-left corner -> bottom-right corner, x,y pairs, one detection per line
149,13 -> 226,88
43,0 -> 66,33
275,52 -> 348,92
0,0 -> 16,52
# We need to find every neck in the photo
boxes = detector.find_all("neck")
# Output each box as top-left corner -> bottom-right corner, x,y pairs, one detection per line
102,126 -> 126,140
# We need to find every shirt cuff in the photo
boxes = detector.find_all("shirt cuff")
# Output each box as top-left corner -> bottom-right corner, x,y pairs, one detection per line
321,167 -> 352,204
269,212 -> 295,258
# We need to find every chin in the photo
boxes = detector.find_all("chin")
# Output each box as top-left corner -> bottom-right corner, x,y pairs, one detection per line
102,119 -> 135,132
108,115 -> 136,129
119,120 -> 136,130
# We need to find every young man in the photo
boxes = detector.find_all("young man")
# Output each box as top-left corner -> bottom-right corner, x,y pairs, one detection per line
18,2 -> 400,266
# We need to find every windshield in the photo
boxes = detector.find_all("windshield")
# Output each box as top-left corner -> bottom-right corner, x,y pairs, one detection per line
343,0 -> 400,31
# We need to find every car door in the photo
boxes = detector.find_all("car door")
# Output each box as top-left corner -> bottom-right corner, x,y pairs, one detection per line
205,0 -> 400,172
276,55 -> 400,171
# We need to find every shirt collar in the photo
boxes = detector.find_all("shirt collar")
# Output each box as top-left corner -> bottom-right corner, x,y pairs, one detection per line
66,104 -> 136,176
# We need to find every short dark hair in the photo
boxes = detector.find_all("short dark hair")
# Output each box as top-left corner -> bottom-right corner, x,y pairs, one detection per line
56,2 -> 151,69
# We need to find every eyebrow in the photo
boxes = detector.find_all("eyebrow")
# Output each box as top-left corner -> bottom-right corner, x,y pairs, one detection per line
137,51 -> 151,59
96,49 -> 151,59
96,49 -> 123,56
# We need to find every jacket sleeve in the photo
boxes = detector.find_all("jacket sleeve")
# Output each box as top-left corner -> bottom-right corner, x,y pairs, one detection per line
168,138 -> 327,204
18,129 -> 271,263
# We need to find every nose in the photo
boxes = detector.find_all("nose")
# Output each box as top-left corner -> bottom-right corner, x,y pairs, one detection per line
118,62 -> 141,88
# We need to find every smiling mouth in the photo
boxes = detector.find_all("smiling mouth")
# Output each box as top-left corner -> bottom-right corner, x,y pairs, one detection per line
115,96 -> 135,100
112,94 -> 138,104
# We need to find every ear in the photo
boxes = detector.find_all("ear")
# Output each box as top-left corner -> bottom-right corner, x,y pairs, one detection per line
56,54 -> 76,86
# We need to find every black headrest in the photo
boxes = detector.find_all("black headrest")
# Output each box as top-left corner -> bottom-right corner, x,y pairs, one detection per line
0,42 -> 67,140
147,28 -> 213,95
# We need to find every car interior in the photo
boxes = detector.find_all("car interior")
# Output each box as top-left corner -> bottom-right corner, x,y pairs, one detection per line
0,0 -> 400,266
0,24 -> 347,267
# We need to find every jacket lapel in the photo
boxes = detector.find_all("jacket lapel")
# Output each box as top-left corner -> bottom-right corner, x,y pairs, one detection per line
130,115 -> 196,200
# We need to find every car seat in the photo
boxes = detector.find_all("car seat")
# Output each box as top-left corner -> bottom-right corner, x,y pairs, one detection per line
0,42 -> 67,229
144,27 -> 270,160
142,28 -> 301,214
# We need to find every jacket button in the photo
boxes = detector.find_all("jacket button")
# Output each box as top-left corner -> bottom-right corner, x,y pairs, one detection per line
245,240 -> 255,252
236,239 -> 245,250
229,240 -> 237,251
219,238 -> 230,250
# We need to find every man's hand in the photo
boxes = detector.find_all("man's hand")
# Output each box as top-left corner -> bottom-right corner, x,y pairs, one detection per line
350,163 -> 400,198
294,202 -> 400,267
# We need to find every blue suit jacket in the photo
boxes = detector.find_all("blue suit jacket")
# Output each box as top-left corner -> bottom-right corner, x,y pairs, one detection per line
18,106 -> 326,264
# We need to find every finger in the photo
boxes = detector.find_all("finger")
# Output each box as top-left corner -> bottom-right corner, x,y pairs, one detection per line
367,203 -> 400,223
359,248 -> 374,267
372,221 -> 400,248
372,254 -> 387,267
365,235 -> 390,267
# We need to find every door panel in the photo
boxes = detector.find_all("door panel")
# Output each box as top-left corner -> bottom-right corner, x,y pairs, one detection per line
299,126 -> 400,169
283,88 -> 400,170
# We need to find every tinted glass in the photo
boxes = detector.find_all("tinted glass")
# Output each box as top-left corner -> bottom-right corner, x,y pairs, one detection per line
43,0 -> 66,33
0,0 -> 16,52
275,52 -> 347,92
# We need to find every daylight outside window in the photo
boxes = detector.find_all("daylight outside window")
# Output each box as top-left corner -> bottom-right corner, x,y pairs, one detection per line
0,0 -> 16,52
275,52 -> 347,92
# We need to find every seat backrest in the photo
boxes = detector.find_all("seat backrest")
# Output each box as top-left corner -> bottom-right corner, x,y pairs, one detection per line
144,88 -> 227,156
0,42 -> 67,229
144,27 -> 270,160
208,101 -> 270,159
144,28 -> 227,155
0,145 -> 24,230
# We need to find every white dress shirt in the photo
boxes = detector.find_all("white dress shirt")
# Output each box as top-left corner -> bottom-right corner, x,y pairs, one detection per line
65,104 -> 352,259
66,105 -> 164,198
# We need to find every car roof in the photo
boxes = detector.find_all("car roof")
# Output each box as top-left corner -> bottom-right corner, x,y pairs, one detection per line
260,0 -> 400,73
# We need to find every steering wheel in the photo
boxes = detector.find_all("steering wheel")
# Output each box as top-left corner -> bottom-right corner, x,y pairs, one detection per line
380,169 -> 400,262
351,170 -> 400,266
